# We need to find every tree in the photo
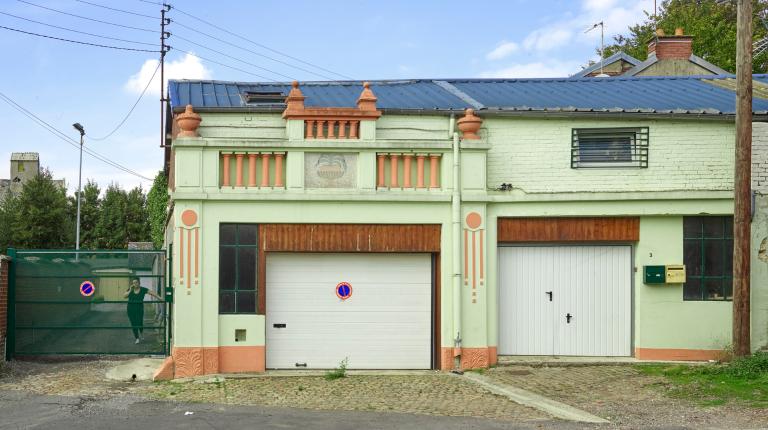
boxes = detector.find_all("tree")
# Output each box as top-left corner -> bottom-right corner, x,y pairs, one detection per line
73,180 -> 102,249
0,194 -> 19,253
146,171 -> 169,249
603,0 -> 768,73
95,184 -> 128,249
125,185 -> 151,244
11,168 -> 73,249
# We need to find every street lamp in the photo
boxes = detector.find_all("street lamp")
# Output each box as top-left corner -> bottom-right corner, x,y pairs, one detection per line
72,123 -> 85,251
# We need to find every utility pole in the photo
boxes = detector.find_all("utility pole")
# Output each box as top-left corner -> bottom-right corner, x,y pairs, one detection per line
160,3 -> 171,148
72,123 -> 85,251
734,0 -> 752,358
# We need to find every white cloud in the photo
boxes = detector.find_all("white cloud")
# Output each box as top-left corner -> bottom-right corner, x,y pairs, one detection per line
522,28 -> 573,52
486,41 -> 520,60
479,61 -> 581,78
125,53 -> 212,96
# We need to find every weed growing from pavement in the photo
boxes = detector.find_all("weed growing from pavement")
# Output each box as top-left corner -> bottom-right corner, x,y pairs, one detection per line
324,358 -> 349,381
637,352 -> 768,407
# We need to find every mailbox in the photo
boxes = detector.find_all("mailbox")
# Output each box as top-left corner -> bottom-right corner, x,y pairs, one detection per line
644,265 -> 666,284
665,265 -> 686,283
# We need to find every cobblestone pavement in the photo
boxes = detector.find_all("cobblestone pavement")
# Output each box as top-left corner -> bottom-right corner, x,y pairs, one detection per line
0,360 -> 547,422
485,365 -> 768,429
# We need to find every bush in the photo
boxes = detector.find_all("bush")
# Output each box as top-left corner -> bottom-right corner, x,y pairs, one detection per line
324,357 -> 348,381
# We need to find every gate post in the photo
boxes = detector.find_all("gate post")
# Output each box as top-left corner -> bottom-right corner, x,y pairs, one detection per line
4,248 -> 15,361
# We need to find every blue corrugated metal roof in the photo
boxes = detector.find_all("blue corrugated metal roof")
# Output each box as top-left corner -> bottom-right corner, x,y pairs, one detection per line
169,74 -> 768,116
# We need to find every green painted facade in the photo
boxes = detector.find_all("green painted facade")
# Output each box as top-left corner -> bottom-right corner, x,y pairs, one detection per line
168,110 -> 767,366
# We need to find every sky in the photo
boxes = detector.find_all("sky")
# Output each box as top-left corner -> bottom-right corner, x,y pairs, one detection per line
0,0 -> 655,194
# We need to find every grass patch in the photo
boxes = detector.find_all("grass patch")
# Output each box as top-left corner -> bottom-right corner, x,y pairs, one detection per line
637,352 -> 768,407
324,357 -> 348,381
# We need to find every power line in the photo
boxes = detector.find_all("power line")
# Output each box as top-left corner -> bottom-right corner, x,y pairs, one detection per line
17,0 -> 155,33
74,0 -> 159,20
172,6 -> 353,80
173,34 -> 296,81
173,48 -> 278,82
136,0 -> 163,5
89,60 -> 161,141
0,11 -> 156,46
171,20 -> 339,81
0,25 -> 160,52
0,91 -> 153,181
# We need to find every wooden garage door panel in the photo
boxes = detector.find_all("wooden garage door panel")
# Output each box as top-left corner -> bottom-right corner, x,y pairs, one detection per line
498,217 -> 639,242
266,253 -> 432,369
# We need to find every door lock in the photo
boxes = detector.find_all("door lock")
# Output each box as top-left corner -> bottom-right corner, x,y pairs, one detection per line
545,291 -> 553,301
566,313 -> 573,324
273,323 -> 286,328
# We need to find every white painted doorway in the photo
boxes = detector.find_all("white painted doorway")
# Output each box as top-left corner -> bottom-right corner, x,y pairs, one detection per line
266,253 -> 432,369
498,245 -> 632,356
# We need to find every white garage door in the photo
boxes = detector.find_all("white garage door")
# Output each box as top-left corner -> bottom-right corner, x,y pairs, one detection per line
266,253 -> 432,369
499,245 -> 632,356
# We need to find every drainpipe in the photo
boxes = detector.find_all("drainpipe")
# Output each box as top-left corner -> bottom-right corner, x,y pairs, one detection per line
450,117 -> 463,370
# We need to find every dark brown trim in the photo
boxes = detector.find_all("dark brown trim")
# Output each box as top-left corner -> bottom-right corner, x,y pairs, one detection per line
498,217 -> 640,243
262,224 -> 441,252
433,253 -> 441,370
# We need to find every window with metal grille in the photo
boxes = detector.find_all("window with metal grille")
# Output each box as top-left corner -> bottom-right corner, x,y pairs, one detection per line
219,224 -> 258,314
571,127 -> 648,168
683,216 -> 733,301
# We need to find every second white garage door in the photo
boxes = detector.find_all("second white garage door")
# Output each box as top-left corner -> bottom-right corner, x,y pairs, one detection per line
266,253 -> 432,369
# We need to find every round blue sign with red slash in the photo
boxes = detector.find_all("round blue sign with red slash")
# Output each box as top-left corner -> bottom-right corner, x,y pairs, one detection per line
335,282 -> 352,300
80,281 -> 95,297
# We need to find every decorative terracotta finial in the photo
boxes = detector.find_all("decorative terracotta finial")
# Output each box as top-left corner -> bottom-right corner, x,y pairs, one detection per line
457,108 -> 482,140
284,81 -> 305,114
357,81 -> 378,111
674,27 -> 684,36
177,105 -> 202,137
655,28 -> 665,37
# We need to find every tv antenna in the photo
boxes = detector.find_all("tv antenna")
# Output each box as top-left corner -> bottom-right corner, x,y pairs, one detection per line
586,21 -> 606,76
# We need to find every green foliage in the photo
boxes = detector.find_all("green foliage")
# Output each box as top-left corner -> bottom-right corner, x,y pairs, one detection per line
0,194 -> 19,253
146,171 -> 169,249
324,357 -> 349,380
11,169 -> 73,249
603,0 -> 768,73
126,186 -> 151,244
637,352 -> 768,406
78,181 -> 101,249
95,184 -> 128,248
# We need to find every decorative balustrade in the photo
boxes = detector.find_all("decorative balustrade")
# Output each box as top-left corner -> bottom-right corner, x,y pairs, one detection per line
377,153 -> 442,190
220,151 -> 285,188
283,81 -> 380,140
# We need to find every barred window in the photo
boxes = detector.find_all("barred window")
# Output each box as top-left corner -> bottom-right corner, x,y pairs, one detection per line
219,224 -> 258,314
571,128 -> 649,168
683,216 -> 733,301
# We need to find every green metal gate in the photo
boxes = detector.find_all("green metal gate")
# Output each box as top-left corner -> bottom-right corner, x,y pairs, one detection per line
6,248 -> 170,357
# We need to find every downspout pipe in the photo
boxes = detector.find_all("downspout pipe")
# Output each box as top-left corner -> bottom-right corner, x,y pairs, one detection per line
450,117 -> 463,371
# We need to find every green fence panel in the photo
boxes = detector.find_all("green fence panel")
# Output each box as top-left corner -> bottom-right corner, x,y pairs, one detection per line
11,249 -> 168,356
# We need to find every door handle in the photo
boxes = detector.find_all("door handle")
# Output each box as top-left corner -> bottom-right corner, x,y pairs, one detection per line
273,323 -> 286,328
566,313 -> 573,324
545,291 -> 553,301
295,362 -> 307,368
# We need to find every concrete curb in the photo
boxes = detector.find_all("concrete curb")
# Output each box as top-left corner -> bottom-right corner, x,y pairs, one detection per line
459,372 -> 609,424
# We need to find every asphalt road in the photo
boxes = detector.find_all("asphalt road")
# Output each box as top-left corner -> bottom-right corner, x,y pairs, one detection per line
0,389 -> 583,430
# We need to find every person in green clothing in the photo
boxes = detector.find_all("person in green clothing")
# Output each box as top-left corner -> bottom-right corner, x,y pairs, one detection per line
124,277 -> 161,344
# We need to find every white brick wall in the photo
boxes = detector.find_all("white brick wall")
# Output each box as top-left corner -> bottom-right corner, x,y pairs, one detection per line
753,122 -> 768,193
485,117 -> 735,193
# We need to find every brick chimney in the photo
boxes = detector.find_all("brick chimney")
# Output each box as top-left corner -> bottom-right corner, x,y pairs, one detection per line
648,28 -> 693,60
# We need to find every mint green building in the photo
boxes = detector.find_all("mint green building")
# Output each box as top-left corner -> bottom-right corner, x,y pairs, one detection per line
156,75 -> 768,379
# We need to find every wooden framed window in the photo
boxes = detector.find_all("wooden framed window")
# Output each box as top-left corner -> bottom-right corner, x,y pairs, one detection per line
571,127 -> 649,168
683,216 -> 733,301
219,224 -> 258,314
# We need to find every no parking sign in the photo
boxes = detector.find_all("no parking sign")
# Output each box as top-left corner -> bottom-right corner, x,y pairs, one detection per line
80,281 -> 95,297
335,282 -> 352,300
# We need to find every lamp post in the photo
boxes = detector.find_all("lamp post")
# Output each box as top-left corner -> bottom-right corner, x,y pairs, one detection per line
72,123 -> 85,251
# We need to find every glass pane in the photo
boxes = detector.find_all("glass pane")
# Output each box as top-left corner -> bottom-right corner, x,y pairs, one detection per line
220,224 -> 237,245
724,239 -> 734,274
705,279 -> 724,300
219,247 -> 236,289
239,225 -> 258,245
724,277 -> 733,300
683,217 -> 702,238
237,291 -> 256,313
683,278 -> 701,301
724,217 -> 734,238
683,239 -> 702,277
219,291 -> 235,313
704,240 -> 725,276
238,247 -> 257,290
703,217 -> 724,238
